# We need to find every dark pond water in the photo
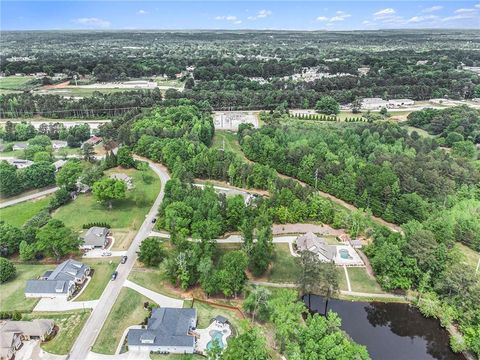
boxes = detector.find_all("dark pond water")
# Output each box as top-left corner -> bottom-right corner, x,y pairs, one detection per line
304,295 -> 461,360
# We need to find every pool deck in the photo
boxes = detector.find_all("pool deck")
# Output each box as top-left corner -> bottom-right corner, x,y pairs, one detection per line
195,321 -> 232,354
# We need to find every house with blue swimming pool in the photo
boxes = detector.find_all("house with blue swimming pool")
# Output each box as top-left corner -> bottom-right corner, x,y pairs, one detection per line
127,308 -> 197,354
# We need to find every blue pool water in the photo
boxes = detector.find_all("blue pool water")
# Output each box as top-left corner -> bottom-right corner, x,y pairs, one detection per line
339,249 -> 350,259
207,330 -> 224,349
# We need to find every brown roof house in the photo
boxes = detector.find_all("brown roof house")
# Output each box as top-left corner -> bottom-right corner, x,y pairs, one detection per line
296,232 -> 336,262
0,319 -> 54,360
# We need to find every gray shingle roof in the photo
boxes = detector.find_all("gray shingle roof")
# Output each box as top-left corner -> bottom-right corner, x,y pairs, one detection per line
81,227 -> 108,247
25,259 -> 89,295
25,279 -> 73,294
127,308 -> 196,348
297,232 -> 336,261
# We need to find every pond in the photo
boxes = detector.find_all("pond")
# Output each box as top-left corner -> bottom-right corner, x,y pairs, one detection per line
304,295 -> 461,360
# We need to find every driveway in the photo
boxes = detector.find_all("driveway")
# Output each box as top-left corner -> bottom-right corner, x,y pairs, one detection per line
0,186 -> 59,209
69,159 -> 170,360
34,298 -> 98,312
124,280 -> 183,308
14,340 -> 66,360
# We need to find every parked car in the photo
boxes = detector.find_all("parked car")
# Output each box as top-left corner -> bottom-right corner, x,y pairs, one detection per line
151,218 -> 157,223
102,251 -> 112,257
111,271 -> 118,281
121,255 -> 128,264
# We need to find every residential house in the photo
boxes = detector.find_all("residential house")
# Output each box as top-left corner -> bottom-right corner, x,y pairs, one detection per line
6,159 -> 33,169
296,232 -> 336,262
81,135 -> 102,148
12,143 -> 27,151
0,319 -> 54,360
109,173 -> 133,190
52,140 -> 67,150
25,259 -> 90,299
128,308 -> 197,354
53,159 -> 67,172
80,227 -> 110,250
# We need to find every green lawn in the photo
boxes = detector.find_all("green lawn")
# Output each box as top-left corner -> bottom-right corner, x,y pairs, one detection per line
0,76 -> 36,90
128,265 -> 182,300
347,267 -> 384,294
54,167 -> 160,231
192,300 -> 244,335
0,264 -> 51,312
74,258 -> 119,301
92,287 -> 155,354
337,267 -> 349,291
265,244 -> 300,283
22,310 -> 90,355
0,196 -> 51,227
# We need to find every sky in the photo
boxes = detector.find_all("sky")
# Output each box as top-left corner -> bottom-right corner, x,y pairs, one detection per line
1,1 -> 479,31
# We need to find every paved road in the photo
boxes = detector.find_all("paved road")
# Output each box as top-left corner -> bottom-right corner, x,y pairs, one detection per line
0,186 -> 59,209
68,159 -> 170,360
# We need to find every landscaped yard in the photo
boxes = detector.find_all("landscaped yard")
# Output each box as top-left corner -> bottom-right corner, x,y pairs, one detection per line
347,267 -> 384,294
191,300 -> 244,335
54,167 -> 160,231
0,264 -> 51,312
337,267 -> 349,291
92,287 -> 155,354
265,244 -> 300,283
74,258 -> 120,301
0,196 -> 51,227
22,310 -> 90,355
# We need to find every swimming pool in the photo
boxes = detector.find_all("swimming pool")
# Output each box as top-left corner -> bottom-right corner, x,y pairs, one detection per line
207,330 -> 224,350
339,249 -> 351,259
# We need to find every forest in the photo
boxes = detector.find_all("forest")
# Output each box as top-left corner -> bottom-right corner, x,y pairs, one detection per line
1,30 -> 480,117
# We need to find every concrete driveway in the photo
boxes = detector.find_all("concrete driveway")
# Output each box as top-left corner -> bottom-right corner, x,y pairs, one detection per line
34,297 -> 98,312
14,340 -> 66,360
124,280 -> 183,308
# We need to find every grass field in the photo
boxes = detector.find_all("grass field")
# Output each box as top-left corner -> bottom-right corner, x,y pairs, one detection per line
0,76 -> 36,90
92,287 -> 154,354
74,258 -> 119,301
0,264 -> 51,312
128,264 -> 182,300
456,243 -> 480,274
22,310 -> 90,355
35,87 -> 130,97
54,167 -> 160,231
337,267 -> 349,291
347,267 -> 384,294
0,196 -> 51,227
266,244 -> 300,283
192,300 -> 244,334
212,131 -> 248,161
111,229 -> 136,251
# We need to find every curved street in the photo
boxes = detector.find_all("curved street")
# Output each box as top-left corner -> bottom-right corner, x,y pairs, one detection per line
68,159 -> 170,360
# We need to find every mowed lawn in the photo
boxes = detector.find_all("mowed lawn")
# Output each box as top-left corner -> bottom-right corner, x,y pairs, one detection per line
192,300 -> 244,335
74,258 -> 120,301
54,167 -> 160,231
0,264 -> 51,312
0,76 -> 36,90
92,287 -> 155,354
0,196 -> 51,227
265,244 -> 300,283
22,310 -> 90,355
347,267 -> 384,294
128,265 -> 182,300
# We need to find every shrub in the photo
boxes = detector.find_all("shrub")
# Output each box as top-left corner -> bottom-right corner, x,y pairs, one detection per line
0,257 -> 16,283
82,222 -> 111,229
